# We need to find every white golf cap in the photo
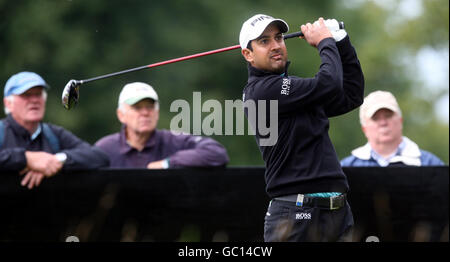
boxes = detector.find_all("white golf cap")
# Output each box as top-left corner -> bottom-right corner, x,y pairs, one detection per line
359,90 -> 402,124
239,14 -> 289,49
118,82 -> 158,107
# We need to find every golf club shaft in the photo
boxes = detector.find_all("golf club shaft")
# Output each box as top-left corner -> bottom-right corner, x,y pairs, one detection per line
76,22 -> 345,84
78,21 -> 344,84
77,31 -> 305,84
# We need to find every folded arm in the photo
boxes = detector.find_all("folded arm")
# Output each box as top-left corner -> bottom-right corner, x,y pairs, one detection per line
149,134 -> 229,168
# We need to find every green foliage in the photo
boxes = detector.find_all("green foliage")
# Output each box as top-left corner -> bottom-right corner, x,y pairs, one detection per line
1,0 -> 448,165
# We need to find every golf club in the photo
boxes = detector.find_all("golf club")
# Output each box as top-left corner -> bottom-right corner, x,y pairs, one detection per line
62,22 -> 344,110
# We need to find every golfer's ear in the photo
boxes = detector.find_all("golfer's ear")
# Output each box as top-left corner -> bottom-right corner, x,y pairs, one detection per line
242,48 -> 253,63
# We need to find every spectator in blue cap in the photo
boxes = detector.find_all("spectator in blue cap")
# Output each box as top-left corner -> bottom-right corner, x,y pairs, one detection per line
1,71 -> 110,189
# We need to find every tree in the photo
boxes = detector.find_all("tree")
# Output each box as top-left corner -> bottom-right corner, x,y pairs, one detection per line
1,0 -> 447,165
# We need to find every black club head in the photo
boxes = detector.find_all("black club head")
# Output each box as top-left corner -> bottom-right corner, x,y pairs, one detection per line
62,80 -> 81,110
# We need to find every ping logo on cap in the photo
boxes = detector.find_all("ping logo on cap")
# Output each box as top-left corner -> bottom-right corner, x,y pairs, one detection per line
239,14 -> 289,49
250,15 -> 274,27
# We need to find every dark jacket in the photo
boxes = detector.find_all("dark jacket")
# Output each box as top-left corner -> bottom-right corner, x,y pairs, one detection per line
0,114 -> 110,172
95,126 -> 229,168
243,36 -> 365,198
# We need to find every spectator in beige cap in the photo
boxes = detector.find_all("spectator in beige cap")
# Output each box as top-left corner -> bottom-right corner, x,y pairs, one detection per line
341,90 -> 444,166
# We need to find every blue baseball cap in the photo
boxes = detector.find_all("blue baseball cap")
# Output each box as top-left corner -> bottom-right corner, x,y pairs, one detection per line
4,71 -> 49,97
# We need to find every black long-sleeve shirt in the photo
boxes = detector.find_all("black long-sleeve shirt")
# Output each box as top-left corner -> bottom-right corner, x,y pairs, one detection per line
0,114 -> 109,172
243,36 -> 365,198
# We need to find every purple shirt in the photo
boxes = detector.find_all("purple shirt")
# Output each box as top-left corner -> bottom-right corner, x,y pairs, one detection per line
95,126 -> 229,168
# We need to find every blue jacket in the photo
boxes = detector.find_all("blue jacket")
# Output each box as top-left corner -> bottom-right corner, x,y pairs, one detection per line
0,114 -> 110,172
341,136 -> 444,167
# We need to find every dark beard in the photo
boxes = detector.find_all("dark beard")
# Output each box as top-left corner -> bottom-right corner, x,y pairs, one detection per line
271,62 -> 286,74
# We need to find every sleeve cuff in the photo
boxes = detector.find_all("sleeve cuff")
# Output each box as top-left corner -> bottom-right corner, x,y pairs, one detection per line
55,152 -> 68,164
162,158 -> 170,169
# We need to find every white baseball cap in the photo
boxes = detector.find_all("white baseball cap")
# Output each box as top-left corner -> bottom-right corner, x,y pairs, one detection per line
239,14 -> 289,49
118,82 -> 158,107
359,90 -> 402,125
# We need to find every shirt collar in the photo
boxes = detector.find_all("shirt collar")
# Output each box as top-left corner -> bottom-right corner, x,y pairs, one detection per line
369,140 -> 405,166
31,124 -> 42,141
119,125 -> 158,154
352,136 -> 422,166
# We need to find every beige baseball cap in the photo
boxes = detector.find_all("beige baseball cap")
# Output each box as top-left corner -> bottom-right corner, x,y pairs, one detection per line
359,91 -> 402,124
118,82 -> 158,107
239,14 -> 289,49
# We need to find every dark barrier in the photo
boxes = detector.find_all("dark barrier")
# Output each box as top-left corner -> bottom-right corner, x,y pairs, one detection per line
0,167 -> 448,242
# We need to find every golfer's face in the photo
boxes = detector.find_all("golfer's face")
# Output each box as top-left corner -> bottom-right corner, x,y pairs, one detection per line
249,24 -> 288,73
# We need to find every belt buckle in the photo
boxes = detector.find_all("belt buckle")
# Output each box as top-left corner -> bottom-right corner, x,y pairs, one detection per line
330,196 -> 340,210
296,194 -> 304,207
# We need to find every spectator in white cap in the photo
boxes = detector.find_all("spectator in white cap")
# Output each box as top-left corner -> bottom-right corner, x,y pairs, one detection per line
1,71 -> 110,189
341,90 -> 444,166
95,82 -> 229,169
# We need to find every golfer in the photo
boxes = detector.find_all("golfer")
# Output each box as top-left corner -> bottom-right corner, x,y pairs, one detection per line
240,14 -> 365,241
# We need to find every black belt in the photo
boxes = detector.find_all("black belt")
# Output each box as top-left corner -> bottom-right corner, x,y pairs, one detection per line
273,193 -> 346,210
